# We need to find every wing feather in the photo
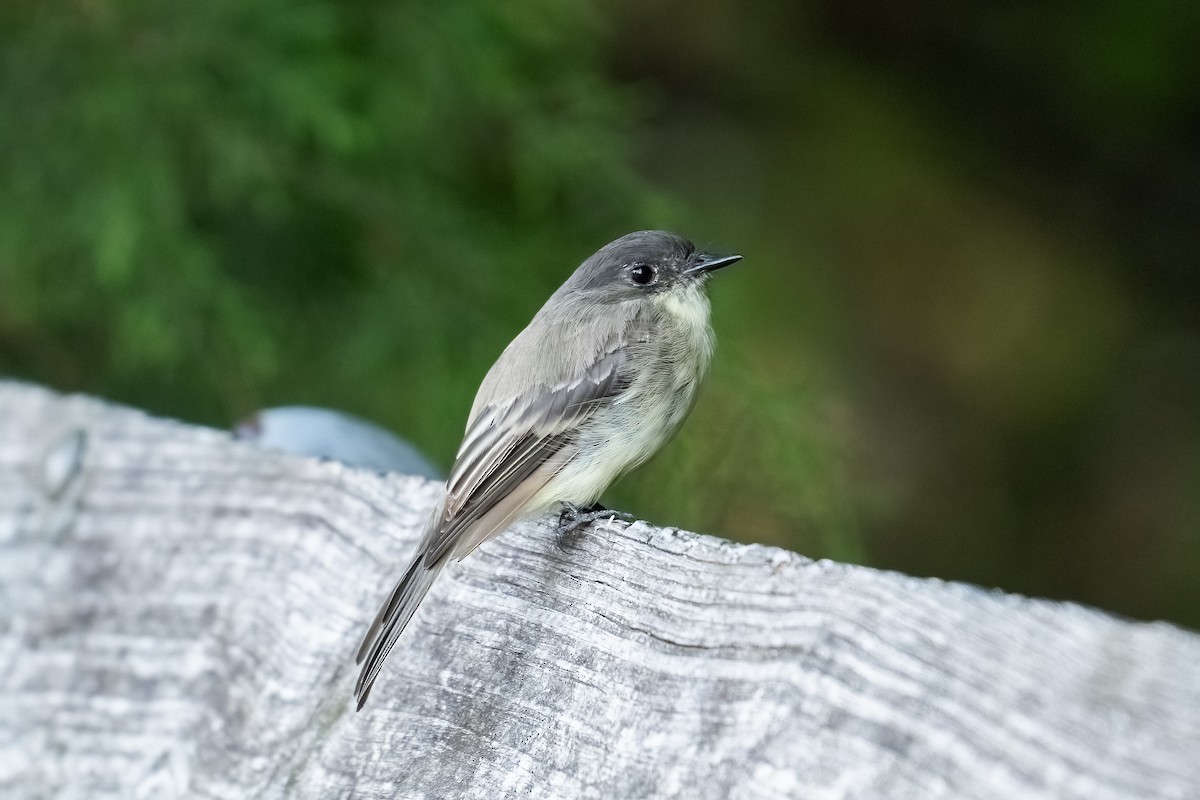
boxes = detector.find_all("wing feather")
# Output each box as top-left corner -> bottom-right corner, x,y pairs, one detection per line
354,333 -> 635,707
423,343 -> 629,564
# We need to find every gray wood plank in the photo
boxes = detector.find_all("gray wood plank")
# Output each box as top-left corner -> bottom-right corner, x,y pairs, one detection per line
1,381 -> 1197,799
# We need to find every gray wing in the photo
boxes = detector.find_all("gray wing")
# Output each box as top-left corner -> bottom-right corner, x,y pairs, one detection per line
425,340 -> 630,563
354,336 -> 633,708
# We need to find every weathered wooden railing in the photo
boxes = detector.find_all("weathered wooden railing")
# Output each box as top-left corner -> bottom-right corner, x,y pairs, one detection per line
1,381 -> 1196,799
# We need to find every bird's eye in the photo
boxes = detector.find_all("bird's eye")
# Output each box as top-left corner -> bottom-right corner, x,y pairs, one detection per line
629,264 -> 656,285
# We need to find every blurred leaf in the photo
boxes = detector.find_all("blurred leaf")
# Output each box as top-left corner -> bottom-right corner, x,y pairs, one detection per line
0,0 -> 659,426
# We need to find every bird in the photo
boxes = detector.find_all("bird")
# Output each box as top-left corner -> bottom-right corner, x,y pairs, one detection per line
354,230 -> 742,709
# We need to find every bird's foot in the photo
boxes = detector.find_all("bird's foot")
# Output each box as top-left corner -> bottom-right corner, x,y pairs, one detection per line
556,503 -> 635,550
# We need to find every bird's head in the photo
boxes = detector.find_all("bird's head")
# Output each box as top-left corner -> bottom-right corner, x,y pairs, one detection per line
564,230 -> 742,304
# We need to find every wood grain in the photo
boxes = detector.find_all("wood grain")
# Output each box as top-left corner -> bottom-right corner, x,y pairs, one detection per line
1,381 -> 1197,799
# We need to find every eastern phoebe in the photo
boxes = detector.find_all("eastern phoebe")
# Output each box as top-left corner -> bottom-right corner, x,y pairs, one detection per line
355,230 -> 742,709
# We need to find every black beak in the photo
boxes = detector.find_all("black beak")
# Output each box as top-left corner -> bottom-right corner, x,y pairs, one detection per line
684,252 -> 743,276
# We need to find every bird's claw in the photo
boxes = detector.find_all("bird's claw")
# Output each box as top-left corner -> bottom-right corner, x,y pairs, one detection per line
555,503 -> 634,550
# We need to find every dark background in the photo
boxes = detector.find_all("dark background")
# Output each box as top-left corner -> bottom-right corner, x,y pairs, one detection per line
2,1 -> 1197,627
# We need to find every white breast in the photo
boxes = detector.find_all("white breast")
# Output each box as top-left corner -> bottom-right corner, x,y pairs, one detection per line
528,284 -> 715,511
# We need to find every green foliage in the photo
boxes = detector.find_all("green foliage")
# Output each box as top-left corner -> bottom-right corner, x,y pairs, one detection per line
0,0 -> 653,436
10,0 -> 1192,628
0,0 -> 860,561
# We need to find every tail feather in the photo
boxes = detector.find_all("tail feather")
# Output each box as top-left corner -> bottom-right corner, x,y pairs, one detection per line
354,555 -> 444,710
